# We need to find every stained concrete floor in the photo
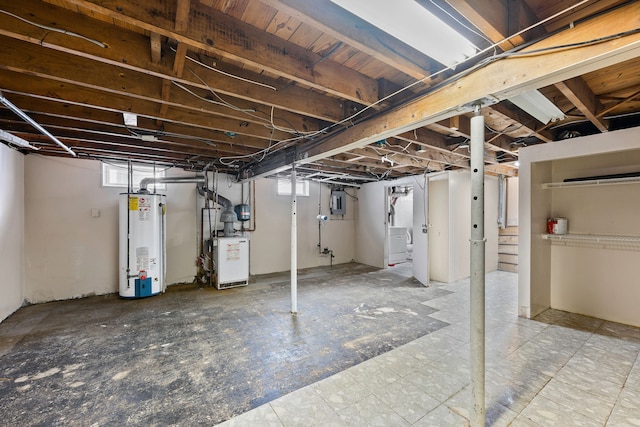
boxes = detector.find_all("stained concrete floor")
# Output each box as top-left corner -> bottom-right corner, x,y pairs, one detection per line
0,262 -> 453,425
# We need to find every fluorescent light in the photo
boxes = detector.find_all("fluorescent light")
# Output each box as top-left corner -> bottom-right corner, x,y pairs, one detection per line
0,91 -> 75,157
330,0 -> 477,68
0,129 -> 39,150
509,90 -> 565,124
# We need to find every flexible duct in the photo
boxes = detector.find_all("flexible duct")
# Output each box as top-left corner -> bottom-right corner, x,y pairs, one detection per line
197,187 -> 237,237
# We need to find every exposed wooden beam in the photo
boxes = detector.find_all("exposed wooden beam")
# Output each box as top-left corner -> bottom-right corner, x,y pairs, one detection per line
150,32 -> 162,64
259,0 -> 434,82
0,0 -> 345,122
244,1 -> 640,177
0,75 -> 290,141
487,104 -> 554,143
446,0 -> 544,50
175,0 -> 191,33
0,37 -> 316,133
0,108 -> 273,153
172,43 -> 188,77
597,88 -> 640,119
555,77 -> 609,132
43,0 -> 380,105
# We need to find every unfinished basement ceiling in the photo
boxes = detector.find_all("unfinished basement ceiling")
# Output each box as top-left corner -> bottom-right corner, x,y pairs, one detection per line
0,0 -> 639,184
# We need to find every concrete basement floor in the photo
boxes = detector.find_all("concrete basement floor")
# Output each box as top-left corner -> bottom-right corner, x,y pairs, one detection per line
0,262 -> 452,425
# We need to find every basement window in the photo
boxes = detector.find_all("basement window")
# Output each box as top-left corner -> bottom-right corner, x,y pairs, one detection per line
277,178 -> 309,196
102,162 -> 166,191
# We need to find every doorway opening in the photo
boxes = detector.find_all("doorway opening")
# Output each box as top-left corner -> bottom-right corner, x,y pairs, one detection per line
386,185 -> 414,267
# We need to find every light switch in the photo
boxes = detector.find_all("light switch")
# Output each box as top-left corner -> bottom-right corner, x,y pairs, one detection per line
91,208 -> 100,218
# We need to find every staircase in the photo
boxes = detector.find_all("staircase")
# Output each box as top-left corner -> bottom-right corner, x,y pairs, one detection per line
498,226 -> 518,273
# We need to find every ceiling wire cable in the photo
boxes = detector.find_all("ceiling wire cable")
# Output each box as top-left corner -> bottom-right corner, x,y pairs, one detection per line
427,0 -> 495,48
180,69 -> 316,136
180,0 -> 604,171
300,0 -> 595,139
171,80 -> 255,113
314,0 -> 596,134
0,9 -> 107,48
180,48 -> 277,91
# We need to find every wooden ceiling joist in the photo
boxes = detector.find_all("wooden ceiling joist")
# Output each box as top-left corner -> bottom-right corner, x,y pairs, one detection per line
43,0 -> 381,105
244,1 -> 640,178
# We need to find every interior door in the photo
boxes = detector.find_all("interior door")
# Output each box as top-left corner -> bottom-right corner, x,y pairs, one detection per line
412,177 -> 429,286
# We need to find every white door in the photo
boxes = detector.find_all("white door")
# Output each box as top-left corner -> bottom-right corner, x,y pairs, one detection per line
411,177 -> 429,286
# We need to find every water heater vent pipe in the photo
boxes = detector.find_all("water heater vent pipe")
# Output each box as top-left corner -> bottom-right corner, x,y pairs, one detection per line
198,186 -> 237,237
139,176 -> 205,192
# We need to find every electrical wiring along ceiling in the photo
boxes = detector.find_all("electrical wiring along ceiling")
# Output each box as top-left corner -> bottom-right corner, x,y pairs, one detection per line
0,0 -> 639,184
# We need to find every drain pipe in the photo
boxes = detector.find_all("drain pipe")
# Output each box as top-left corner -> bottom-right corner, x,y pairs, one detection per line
470,104 -> 486,427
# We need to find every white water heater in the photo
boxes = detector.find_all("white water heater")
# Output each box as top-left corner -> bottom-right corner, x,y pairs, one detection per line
119,193 -> 167,298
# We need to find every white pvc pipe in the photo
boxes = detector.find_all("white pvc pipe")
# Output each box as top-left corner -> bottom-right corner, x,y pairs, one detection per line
290,165 -> 298,313
470,106 -> 486,427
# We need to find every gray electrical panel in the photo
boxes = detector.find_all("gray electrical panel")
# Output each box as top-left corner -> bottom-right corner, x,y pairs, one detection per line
330,190 -> 347,215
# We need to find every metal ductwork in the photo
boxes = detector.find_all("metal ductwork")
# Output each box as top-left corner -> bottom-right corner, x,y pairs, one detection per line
198,187 -> 237,237
138,176 -> 205,193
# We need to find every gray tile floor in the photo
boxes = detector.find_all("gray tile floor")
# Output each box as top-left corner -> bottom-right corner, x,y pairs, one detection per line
218,270 -> 640,426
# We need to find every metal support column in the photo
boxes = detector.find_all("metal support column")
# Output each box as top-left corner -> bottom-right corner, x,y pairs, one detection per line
290,165 -> 298,314
470,105 -> 486,426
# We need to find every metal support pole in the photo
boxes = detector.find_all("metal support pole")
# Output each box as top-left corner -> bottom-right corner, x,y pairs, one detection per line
290,165 -> 298,314
470,105 -> 486,426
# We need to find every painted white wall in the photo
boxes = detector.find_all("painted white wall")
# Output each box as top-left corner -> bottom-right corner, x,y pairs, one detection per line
24,156 -> 198,303
411,176 -> 429,285
0,145 -> 25,322
428,175 -> 449,282
447,171 -> 499,282
506,177 -> 519,227
355,176 -> 427,276
354,181 -> 386,268
426,171 -> 499,283
519,127 -> 640,325
249,178 -> 356,275
390,190 -> 413,232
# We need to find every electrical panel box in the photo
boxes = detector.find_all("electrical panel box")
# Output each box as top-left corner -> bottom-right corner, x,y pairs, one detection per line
330,190 -> 347,215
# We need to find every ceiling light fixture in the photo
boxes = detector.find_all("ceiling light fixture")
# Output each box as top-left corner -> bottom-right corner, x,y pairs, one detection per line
509,90 -> 565,124
330,0 -> 477,68
0,129 -> 39,150
0,91 -> 76,157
